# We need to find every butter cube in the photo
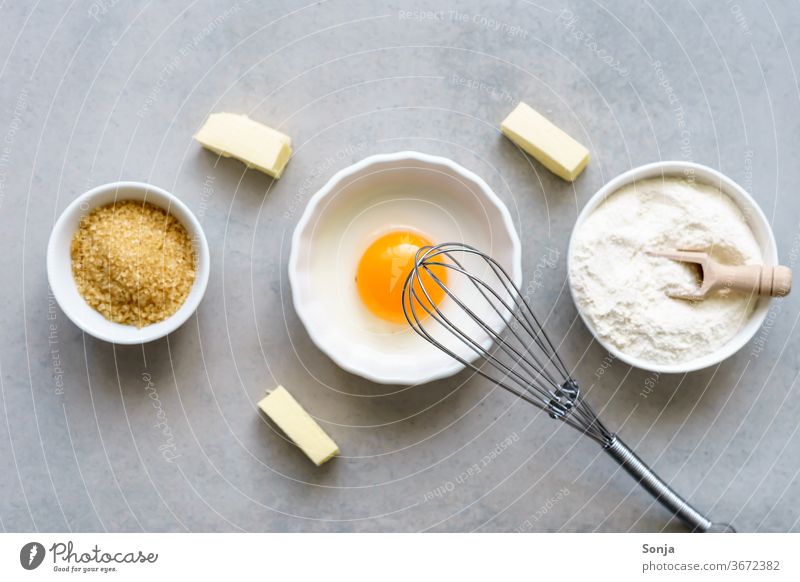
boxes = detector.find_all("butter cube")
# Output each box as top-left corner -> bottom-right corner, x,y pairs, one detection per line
257,386 -> 339,466
501,102 -> 589,182
194,112 -> 292,179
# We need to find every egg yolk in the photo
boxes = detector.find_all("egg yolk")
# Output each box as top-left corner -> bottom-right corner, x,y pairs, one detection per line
355,230 -> 447,323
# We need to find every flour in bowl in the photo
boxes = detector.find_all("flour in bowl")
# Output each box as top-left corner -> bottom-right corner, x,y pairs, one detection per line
569,177 -> 763,365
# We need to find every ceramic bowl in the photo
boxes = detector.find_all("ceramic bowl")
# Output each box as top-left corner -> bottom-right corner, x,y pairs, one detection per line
47,181 -> 210,344
289,151 -> 522,385
567,161 -> 778,374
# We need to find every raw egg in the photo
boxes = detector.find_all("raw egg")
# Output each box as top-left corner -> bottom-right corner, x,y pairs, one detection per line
356,230 -> 447,323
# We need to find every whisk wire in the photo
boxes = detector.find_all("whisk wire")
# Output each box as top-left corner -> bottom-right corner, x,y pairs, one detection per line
415,247 -> 568,391
403,243 -> 612,443
410,259 -> 561,407
403,282 -> 555,413
400,242 -> 718,532
472,247 -> 572,378
419,261 -> 563,398
420,244 -> 572,382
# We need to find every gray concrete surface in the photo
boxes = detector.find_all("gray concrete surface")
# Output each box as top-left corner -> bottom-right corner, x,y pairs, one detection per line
0,0 -> 799,532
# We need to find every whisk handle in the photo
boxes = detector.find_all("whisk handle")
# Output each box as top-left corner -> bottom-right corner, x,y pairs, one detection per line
604,436 -> 712,532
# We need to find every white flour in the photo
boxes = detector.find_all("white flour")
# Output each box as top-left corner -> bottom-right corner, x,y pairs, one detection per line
569,178 -> 762,365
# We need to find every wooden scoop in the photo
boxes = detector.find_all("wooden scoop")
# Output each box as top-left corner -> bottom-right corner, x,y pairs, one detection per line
648,249 -> 792,300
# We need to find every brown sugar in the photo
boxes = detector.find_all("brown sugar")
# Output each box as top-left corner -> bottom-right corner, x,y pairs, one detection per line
71,200 -> 196,327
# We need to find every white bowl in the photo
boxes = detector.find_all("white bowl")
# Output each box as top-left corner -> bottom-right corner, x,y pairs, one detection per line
289,151 -> 522,385
47,182 -> 210,344
567,161 -> 778,374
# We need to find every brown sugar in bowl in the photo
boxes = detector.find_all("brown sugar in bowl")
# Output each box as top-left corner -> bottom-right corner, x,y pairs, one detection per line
47,182 -> 210,344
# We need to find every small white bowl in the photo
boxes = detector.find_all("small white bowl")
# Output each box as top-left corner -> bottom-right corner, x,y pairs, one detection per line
567,161 -> 778,374
47,182 -> 210,344
289,151 -> 522,385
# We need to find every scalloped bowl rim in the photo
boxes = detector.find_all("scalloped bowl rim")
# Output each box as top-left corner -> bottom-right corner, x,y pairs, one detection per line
288,151 -> 522,385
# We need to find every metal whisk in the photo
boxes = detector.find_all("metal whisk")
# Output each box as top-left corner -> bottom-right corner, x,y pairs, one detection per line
402,242 -> 732,532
